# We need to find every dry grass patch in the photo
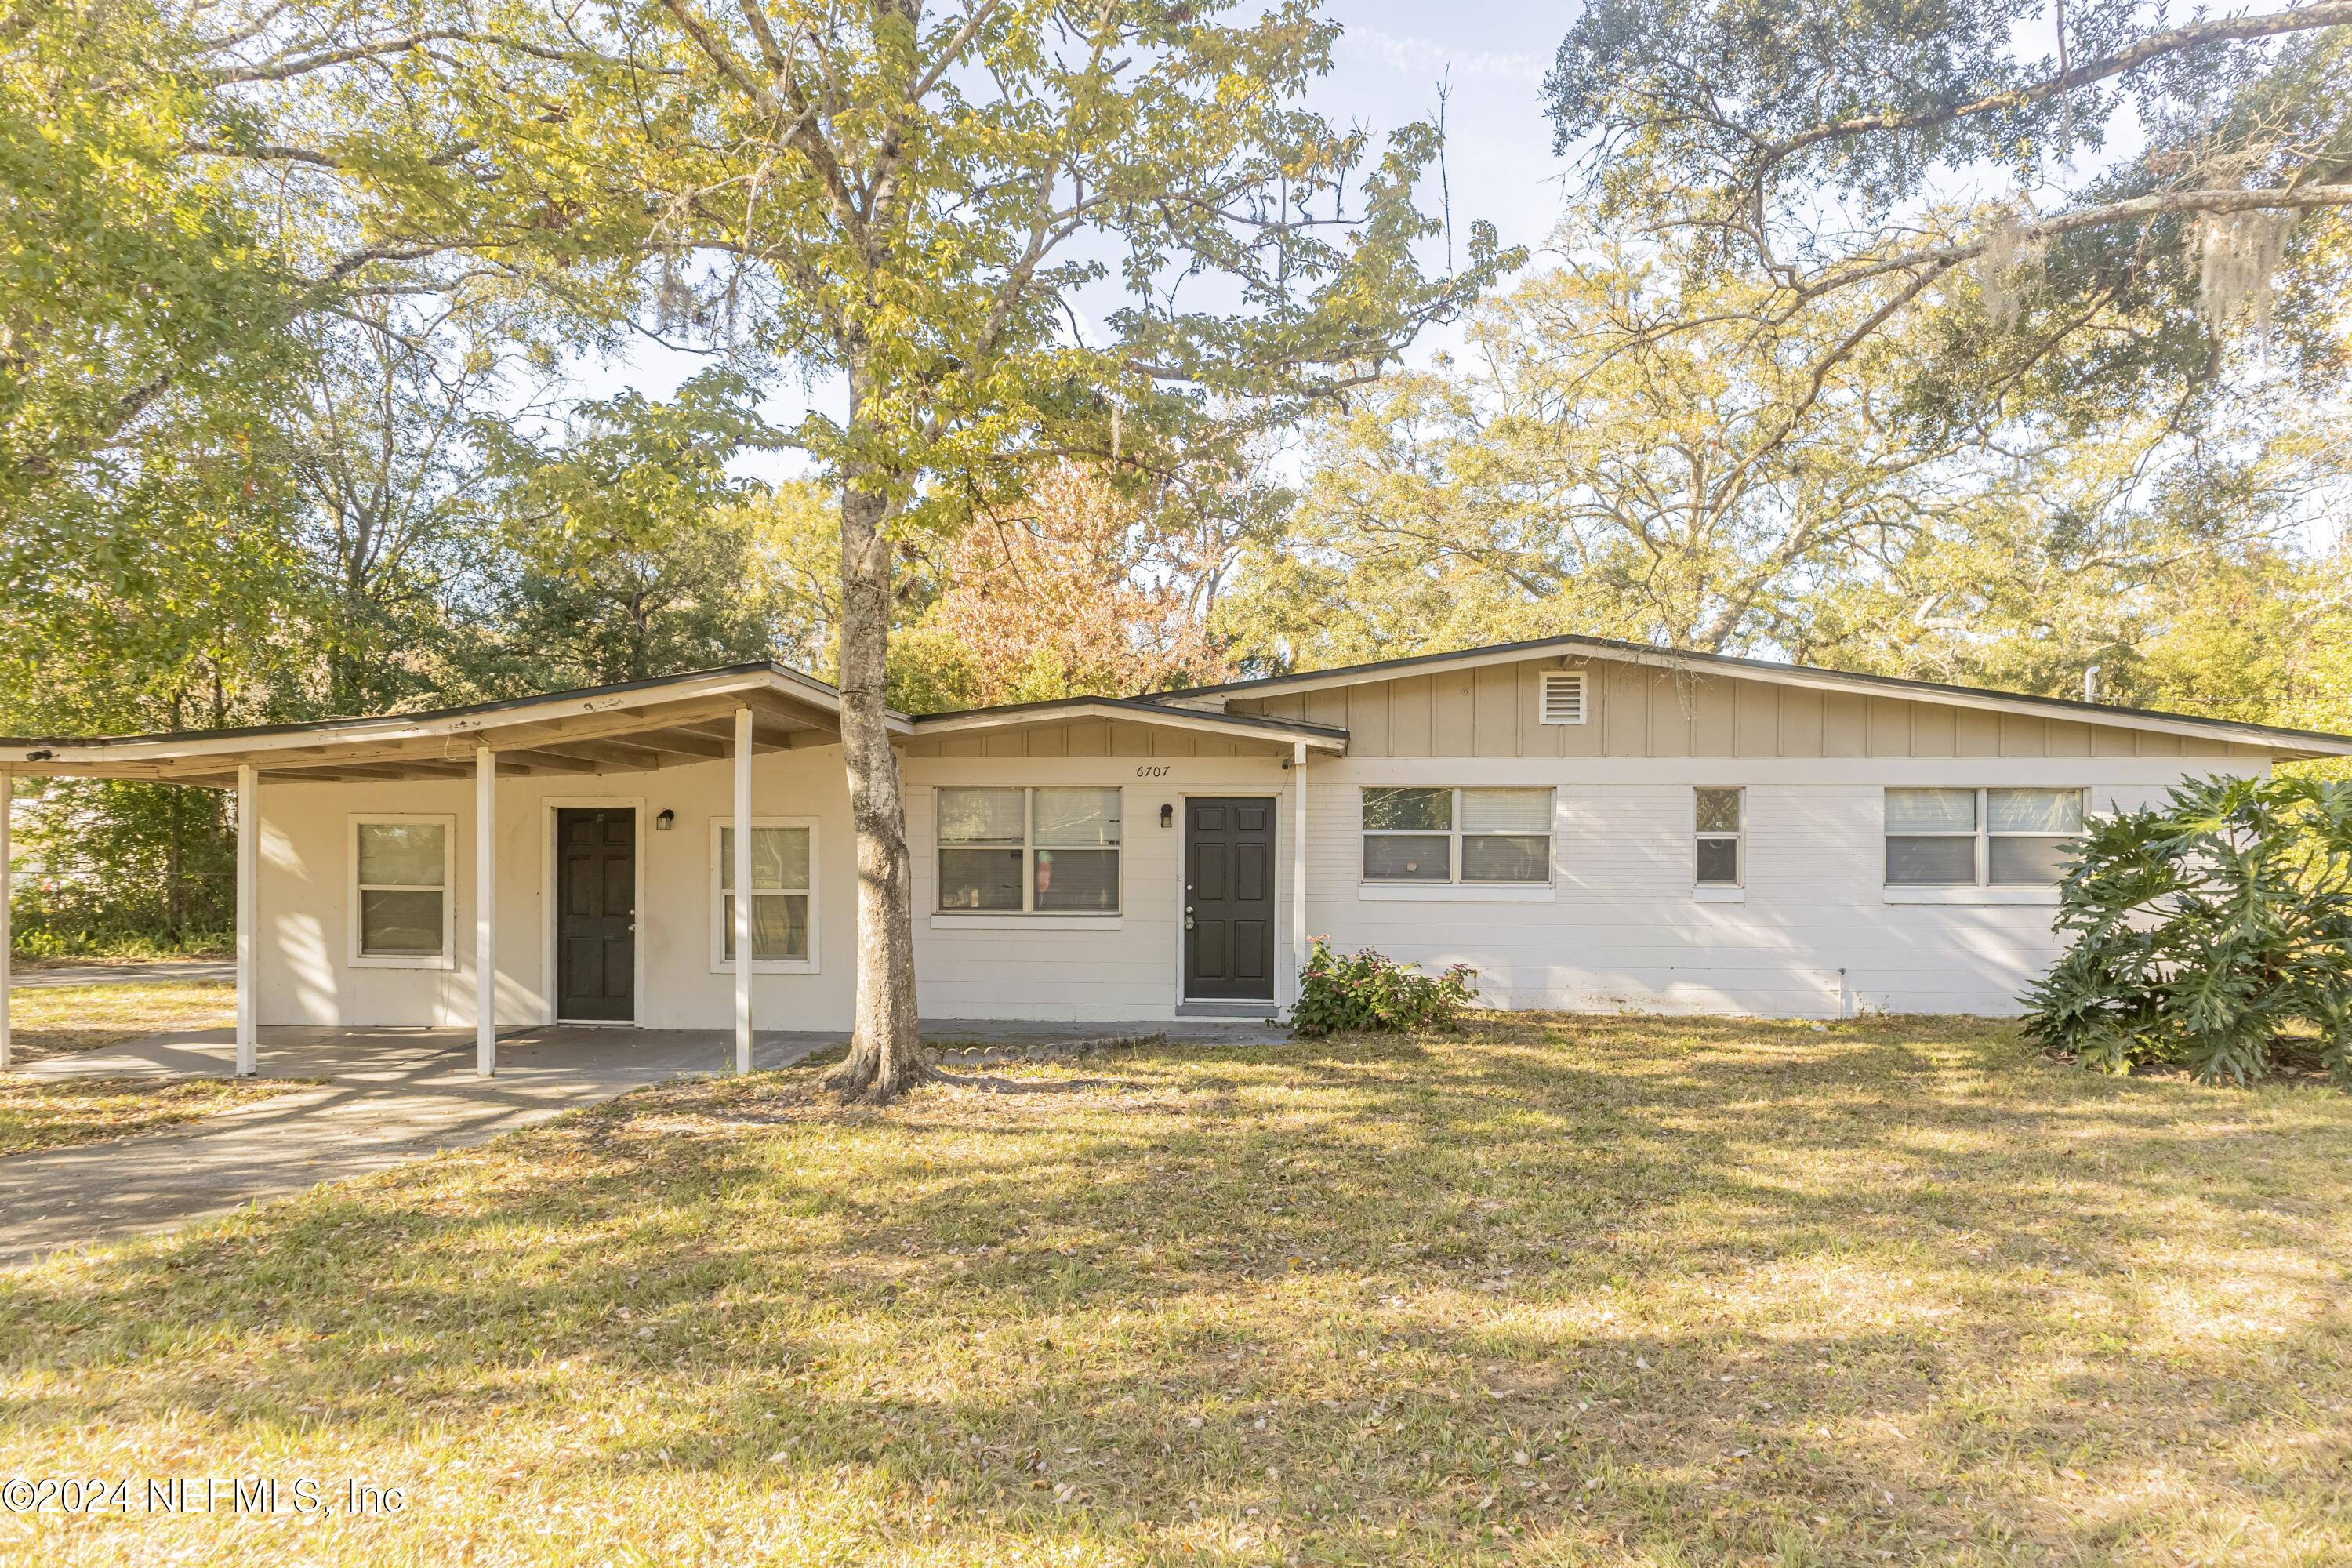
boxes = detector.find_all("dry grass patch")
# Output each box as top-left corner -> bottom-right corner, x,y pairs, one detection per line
3,1014 -> 2350,1565
0,1076 -> 316,1157
2,982 -> 233,1062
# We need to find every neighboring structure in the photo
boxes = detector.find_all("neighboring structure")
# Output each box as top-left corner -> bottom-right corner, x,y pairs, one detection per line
5,635 -> 2348,1073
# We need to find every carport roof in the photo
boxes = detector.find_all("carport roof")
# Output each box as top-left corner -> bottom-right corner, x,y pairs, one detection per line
1,663 -> 900,787
1,662 -> 1351,786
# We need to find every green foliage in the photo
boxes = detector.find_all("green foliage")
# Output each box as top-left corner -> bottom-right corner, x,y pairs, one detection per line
7,780 -> 233,957
475,372 -> 793,688
2024,775 -> 2352,1085
1287,937 -> 1478,1038
1220,230 -> 1998,666
1544,0 -> 2352,417
0,0 -> 307,519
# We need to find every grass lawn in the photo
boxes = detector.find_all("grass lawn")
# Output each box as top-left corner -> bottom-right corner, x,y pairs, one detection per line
0,982 -> 289,1154
2,981 -> 234,1062
0,1077 -> 315,1158
3,1016 -> 2350,1565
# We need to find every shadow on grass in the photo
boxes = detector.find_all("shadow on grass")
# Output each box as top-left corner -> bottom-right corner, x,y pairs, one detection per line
3,1014 -> 2349,1562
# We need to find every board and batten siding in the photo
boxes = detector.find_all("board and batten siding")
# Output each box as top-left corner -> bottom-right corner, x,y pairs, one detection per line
1226,655 -> 2265,760
903,717 -> 1261,760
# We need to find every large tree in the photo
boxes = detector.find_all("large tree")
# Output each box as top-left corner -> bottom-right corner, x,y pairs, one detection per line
446,1 -> 1510,1098
1221,231 -> 2009,669
477,372 -> 806,689
891,463 -> 1232,710
1544,0 -> 2352,427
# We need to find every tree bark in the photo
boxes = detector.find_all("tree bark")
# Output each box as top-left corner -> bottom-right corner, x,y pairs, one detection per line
822,470 -> 934,1102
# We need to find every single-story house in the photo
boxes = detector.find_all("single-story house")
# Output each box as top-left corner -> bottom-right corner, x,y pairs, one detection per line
4,635 -> 2347,1075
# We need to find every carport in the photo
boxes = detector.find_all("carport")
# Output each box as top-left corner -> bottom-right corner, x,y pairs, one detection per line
0,663 -> 899,1079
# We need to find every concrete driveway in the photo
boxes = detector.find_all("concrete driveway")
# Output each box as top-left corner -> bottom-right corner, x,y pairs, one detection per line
0,1024 -> 835,1269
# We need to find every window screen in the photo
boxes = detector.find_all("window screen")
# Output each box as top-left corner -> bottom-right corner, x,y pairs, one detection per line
1695,788 -> 1741,886
719,823 -> 811,960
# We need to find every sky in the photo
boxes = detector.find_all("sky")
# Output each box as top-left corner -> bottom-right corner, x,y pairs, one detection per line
563,4 -> 1582,455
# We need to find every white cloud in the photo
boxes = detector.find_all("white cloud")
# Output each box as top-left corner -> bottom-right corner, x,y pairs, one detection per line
1343,27 -> 1550,85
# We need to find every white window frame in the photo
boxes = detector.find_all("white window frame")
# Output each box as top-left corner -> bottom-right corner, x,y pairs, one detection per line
1359,787 -> 1555,887
1695,787 -> 1743,890
934,787 -> 1123,917
707,816 -> 820,973
1883,787 -> 2086,890
347,813 -> 456,970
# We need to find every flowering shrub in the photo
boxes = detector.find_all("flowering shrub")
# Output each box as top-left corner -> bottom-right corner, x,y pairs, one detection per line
1288,937 -> 1478,1036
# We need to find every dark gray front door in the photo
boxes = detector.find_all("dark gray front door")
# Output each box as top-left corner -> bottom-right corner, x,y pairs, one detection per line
1185,797 -> 1276,1000
557,808 -> 635,1022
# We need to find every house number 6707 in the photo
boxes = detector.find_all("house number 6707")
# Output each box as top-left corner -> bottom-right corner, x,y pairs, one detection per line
1134,765 -> 1171,778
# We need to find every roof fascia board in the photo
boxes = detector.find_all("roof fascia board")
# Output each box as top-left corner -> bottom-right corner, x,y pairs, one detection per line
913,701 -> 1348,750
13,667 -> 906,772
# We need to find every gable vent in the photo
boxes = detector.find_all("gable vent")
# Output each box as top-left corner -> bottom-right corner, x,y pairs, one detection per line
1539,670 -> 1587,725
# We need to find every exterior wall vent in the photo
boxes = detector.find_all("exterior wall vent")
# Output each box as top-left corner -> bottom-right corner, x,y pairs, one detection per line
1538,670 -> 1588,725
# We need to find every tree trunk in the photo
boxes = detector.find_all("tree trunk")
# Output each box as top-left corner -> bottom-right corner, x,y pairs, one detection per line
822,476 -> 934,1102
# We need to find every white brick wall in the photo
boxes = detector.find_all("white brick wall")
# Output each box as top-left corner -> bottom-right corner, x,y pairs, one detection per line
903,754 -> 1296,1021
251,744 -> 2259,1029
1302,759 -> 2261,1018
254,747 -> 865,1030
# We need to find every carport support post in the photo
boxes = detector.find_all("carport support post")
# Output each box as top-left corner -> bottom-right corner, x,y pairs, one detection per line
1291,741 -> 1308,1007
235,764 -> 258,1076
733,706 -> 753,1074
476,746 -> 496,1078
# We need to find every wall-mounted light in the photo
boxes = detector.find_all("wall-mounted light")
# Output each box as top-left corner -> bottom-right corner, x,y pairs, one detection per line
655,808 -> 676,832
1160,803 -> 1174,829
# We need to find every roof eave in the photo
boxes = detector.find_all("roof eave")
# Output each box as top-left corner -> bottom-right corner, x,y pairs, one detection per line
5,664 -> 909,778
911,699 -> 1348,751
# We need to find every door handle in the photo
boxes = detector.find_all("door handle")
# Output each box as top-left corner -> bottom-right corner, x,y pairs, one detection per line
1185,909 -> 1195,930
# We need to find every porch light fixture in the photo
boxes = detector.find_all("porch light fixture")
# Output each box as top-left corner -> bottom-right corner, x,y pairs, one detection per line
1160,803 -> 1174,829
655,809 -> 676,832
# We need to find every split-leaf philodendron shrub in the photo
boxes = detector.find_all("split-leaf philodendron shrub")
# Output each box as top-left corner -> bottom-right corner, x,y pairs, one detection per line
2024,775 -> 2352,1084
1289,938 -> 1479,1037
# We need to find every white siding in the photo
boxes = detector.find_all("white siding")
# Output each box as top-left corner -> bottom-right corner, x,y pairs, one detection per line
903,753 -> 1296,1020
254,748 -> 860,1030
249,735 -> 2267,1029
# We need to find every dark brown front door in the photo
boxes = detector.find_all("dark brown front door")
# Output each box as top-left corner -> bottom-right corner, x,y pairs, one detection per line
557,808 -> 635,1022
1185,797 -> 1276,1000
